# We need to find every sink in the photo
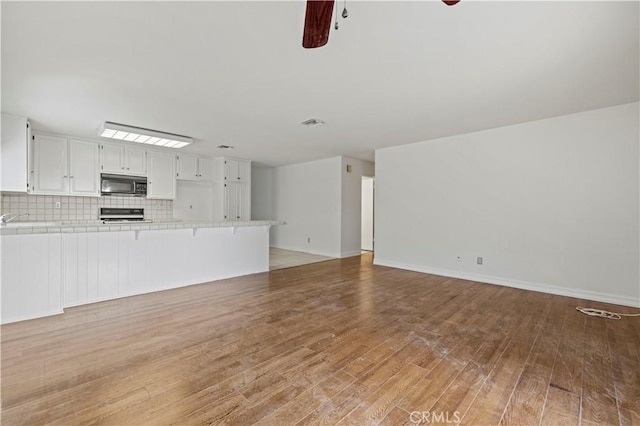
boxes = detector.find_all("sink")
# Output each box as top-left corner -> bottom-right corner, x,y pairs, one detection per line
3,222 -> 58,228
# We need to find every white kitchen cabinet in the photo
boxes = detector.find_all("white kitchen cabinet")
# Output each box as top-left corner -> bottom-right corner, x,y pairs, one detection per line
68,139 -> 100,195
177,155 -> 214,181
225,158 -> 250,183
100,143 -> 146,176
1,233 -> 63,323
1,114 -> 30,192
147,150 -> 176,199
212,157 -> 251,221
225,181 -> 250,220
32,134 -> 99,196
32,134 -> 68,194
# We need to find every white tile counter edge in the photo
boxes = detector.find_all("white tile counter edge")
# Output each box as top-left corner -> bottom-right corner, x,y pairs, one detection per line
0,220 -> 284,235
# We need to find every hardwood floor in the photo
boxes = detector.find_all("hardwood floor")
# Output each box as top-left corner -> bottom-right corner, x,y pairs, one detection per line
2,253 -> 639,425
269,248 -> 334,271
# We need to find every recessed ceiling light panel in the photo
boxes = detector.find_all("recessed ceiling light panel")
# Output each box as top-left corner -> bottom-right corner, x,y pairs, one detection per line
98,121 -> 193,149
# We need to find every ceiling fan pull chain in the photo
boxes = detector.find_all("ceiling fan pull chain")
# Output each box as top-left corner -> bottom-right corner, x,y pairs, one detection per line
342,0 -> 348,19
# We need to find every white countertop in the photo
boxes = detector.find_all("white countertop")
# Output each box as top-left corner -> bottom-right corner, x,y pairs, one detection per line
0,220 -> 282,235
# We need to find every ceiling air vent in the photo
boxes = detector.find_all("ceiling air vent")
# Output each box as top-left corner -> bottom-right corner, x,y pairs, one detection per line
301,118 -> 326,127
217,145 -> 234,149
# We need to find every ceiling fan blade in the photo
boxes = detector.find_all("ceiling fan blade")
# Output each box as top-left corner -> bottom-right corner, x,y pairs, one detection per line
442,0 -> 461,5
302,0 -> 335,49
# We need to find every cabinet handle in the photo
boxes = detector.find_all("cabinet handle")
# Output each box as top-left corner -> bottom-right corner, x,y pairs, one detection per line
237,177 -> 240,180
121,167 -> 125,170
70,176 -> 74,178
63,175 -> 68,178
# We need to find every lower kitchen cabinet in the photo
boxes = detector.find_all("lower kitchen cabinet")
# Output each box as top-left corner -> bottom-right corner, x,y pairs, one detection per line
1,234 -> 63,323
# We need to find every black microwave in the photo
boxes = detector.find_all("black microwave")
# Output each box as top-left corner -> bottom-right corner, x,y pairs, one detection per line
100,174 -> 147,197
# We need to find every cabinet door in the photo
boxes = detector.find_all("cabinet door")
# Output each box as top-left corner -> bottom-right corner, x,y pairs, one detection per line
101,143 -> 125,174
237,160 -> 251,183
126,146 -> 147,175
225,159 -> 239,181
147,151 -> 176,199
198,157 -> 214,181
68,139 -> 99,196
238,182 -> 251,220
225,183 -> 250,220
225,182 -> 240,220
177,154 -> 198,181
1,114 -> 28,192
33,134 -> 68,194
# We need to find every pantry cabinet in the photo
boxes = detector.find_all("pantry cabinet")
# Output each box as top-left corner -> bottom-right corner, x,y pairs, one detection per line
100,143 -> 146,176
32,135 -> 99,196
225,181 -> 250,220
212,157 -> 251,221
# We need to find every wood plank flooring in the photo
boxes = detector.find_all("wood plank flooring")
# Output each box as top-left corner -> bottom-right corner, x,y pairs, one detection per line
2,253 -> 639,425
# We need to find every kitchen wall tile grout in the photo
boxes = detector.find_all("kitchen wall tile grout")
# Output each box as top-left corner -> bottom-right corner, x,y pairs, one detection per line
0,192 -> 173,222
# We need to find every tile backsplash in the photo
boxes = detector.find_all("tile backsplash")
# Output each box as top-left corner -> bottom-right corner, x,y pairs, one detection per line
0,192 -> 173,222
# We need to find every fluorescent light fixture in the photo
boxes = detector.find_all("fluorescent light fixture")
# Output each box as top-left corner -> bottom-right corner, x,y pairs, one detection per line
98,121 -> 193,148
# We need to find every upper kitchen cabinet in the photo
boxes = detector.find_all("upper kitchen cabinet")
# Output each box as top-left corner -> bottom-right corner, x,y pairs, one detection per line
1,114 -> 31,192
147,150 -> 176,199
100,143 -> 147,176
32,135 -> 100,196
225,158 -> 250,183
176,155 -> 214,181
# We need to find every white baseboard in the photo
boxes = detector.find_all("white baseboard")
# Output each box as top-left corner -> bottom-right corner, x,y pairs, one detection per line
1,309 -> 64,325
373,258 -> 640,308
270,244 -> 341,259
340,250 -> 363,258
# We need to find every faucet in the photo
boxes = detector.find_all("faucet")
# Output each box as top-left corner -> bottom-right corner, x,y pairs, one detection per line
0,213 -> 30,226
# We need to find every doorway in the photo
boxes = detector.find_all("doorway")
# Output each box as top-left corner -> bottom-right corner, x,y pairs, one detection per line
361,177 -> 374,252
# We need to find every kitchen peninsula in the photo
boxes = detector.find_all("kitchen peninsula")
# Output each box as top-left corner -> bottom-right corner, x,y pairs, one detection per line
0,220 -> 279,324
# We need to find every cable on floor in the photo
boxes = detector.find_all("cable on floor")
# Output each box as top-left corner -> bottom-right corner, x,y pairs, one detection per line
576,306 -> 640,320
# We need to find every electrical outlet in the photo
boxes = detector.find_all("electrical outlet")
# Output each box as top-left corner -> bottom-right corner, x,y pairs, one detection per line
55,201 -> 61,209
456,256 -> 462,262
307,237 -> 311,243
477,257 -> 483,265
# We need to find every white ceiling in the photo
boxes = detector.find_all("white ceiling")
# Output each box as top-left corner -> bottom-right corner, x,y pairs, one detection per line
2,1 -> 638,167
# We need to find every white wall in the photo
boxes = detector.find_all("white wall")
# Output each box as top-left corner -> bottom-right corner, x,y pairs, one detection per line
267,156 -> 374,258
375,102 -> 640,307
251,166 -> 274,220
173,180 -> 214,222
270,157 -> 343,257
362,177 -> 374,251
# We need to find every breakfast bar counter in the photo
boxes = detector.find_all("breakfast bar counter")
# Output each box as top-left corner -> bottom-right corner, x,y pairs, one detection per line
0,220 -> 282,323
